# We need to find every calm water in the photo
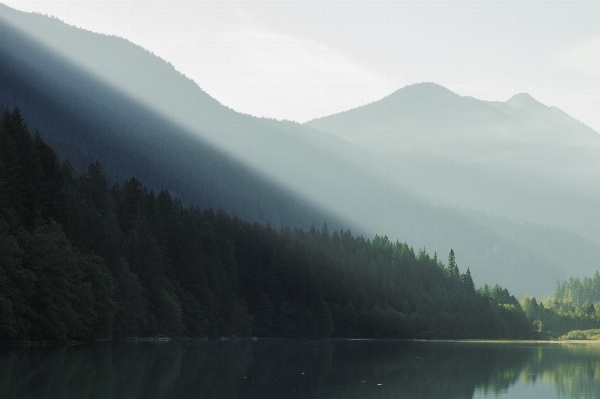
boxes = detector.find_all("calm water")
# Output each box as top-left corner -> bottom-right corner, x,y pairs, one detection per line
1,339 -> 599,398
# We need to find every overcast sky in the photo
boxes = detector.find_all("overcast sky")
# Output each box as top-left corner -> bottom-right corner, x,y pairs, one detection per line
3,1 -> 600,132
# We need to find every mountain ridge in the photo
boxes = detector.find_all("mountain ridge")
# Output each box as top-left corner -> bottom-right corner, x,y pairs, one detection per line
305,80 -> 600,245
2,4 -> 600,298
309,82 -> 599,144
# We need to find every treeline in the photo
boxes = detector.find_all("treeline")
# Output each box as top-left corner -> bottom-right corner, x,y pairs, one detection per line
554,273 -> 600,308
0,26 -> 338,232
0,107 -> 534,341
517,273 -> 600,337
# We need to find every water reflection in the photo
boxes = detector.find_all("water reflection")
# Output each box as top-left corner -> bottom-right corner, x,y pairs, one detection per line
0,340 -> 598,398
519,344 -> 600,399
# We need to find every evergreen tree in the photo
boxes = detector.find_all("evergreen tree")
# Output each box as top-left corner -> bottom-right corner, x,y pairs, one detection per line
447,249 -> 459,278
461,268 -> 475,292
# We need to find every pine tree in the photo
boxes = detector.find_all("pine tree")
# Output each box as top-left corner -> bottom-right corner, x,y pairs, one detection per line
447,249 -> 459,278
461,268 -> 475,293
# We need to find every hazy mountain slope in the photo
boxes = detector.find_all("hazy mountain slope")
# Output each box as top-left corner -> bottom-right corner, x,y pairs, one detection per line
0,5 -> 377,227
307,83 -> 600,243
2,5 -> 600,297
0,8 -> 345,231
308,83 -> 600,154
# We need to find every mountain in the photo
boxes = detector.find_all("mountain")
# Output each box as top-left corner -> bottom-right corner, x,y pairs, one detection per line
0,4 -> 350,232
307,83 -> 600,244
1,5 -> 599,298
308,82 -> 600,154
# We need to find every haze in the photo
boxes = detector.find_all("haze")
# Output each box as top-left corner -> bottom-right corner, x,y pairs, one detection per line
3,1 -> 600,133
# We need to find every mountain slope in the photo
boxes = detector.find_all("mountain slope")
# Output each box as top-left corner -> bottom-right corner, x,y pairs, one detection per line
307,83 -> 600,244
308,82 -> 600,154
1,5 -> 599,297
0,5 -> 347,231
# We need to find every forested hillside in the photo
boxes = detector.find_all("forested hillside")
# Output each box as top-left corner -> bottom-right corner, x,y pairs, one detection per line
0,107 -> 534,341
2,5 -> 600,299
514,272 -> 600,338
0,6 -> 345,232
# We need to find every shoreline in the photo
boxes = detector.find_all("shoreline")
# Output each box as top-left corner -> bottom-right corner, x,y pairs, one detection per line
3,337 -> 600,347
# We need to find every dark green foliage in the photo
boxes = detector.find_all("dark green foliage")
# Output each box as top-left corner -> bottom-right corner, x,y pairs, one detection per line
0,217 -> 22,337
479,284 -> 520,307
522,272 -> 600,337
0,108 -> 533,340
462,268 -> 475,293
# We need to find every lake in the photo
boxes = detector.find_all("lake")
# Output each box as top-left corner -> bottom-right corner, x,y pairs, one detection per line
1,339 -> 599,398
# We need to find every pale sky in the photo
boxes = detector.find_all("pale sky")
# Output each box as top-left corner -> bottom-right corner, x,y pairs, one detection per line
3,1 -> 600,132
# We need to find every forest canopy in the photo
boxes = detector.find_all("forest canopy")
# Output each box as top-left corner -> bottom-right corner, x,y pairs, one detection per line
0,107 -> 535,341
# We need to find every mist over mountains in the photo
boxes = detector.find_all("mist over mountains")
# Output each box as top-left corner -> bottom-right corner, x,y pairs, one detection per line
1,4 -> 599,298
308,83 -> 600,244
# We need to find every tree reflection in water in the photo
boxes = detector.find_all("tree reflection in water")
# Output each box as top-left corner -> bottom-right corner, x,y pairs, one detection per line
0,340 -> 598,399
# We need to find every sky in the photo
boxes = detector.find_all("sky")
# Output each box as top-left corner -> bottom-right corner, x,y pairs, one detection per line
2,1 -> 600,132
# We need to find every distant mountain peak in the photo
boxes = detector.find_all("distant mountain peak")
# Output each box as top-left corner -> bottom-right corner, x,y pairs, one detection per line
359,82 -> 461,113
401,82 -> 452,90
506,93 -> 548,113
389,82 -> 458,99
